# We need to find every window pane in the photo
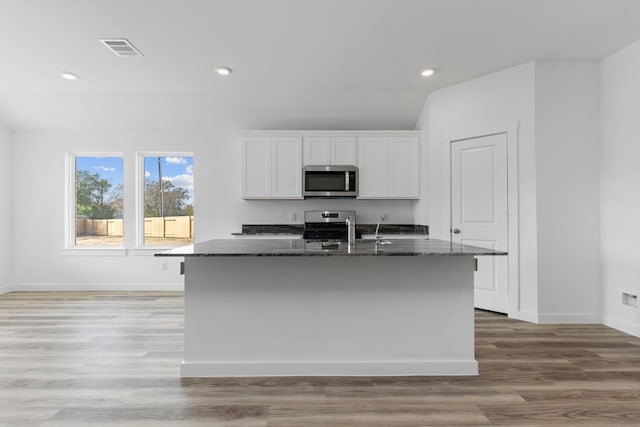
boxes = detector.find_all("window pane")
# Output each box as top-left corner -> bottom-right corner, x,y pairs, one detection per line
143,156 -> 194,247
75,156 -> 124,246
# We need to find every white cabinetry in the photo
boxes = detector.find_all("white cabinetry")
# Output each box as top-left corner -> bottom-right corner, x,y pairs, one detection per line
389,137 -> 420,197
358,137 -> 389,198
358,136 -> 419,199
242,137 -> 270,198
242,131 -> 419,200
242,136 -> 302,199
303,136 -> 356,165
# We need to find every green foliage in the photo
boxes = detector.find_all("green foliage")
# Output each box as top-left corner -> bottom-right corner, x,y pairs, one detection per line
76,170 -> 123,219
144,179 -> 193,217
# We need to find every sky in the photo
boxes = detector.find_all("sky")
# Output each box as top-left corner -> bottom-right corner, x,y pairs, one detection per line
76,156 -> 124,186
76,156 -> 194,203
144,156 -> 194,194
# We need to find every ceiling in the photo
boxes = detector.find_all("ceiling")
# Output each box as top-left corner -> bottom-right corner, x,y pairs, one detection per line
1,0 -> 640,132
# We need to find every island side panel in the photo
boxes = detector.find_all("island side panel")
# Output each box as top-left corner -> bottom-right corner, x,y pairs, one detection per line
182,255 -> 477,377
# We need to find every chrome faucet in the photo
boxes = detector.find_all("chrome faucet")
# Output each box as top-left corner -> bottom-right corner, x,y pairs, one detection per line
375,216 -> 385,241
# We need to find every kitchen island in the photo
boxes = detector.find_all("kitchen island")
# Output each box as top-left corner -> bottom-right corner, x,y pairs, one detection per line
157,238 -> 506,377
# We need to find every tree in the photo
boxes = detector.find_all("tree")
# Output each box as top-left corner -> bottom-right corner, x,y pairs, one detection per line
144,179 -> 193,217
76,170 -> 123,219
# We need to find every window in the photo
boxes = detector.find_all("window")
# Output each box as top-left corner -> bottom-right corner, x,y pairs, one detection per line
65,152 -> 193,253
69,154 -> 124,247
140,154 -> 194,247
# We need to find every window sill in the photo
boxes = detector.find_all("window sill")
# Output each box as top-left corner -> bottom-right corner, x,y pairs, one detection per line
61,247 -> 128,256
60,247 -> 180,257
129,248 -> 174,256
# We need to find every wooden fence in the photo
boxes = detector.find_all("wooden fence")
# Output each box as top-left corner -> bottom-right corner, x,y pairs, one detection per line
76,216 -> 194,239
76,218 -> 124,237
144,216 -> 194,239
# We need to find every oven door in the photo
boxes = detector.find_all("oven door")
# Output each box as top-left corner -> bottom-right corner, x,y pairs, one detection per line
303,166 -> 358,198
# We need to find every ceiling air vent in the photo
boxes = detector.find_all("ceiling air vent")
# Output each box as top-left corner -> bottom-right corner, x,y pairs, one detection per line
99,38 -> 143,57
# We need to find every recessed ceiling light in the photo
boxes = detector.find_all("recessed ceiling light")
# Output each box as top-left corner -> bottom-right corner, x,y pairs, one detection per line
61,71 -> 79,80
420,68 -> 435,77
214,66 -> 232,76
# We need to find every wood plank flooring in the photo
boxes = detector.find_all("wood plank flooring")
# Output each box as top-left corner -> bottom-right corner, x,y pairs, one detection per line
1,291 -> 639,426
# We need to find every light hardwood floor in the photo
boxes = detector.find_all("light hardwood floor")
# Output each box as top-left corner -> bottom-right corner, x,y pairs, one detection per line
1,291 -> 639,426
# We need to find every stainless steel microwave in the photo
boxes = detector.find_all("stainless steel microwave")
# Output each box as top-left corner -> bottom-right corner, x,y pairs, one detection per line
303,165 -> 358,198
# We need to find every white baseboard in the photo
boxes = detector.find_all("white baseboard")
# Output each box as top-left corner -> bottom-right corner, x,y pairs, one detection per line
537,312 -> 602,324
0,283 -> 10,295
603,314 -> 640,338
180,360 -> 479,377
6,282 -> 183,292
509,311 -> 603,324
510,310 -> 539,323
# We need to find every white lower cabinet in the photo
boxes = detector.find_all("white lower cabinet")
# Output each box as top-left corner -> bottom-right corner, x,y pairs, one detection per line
358,136 -> 419,199
242,136 -> 302,199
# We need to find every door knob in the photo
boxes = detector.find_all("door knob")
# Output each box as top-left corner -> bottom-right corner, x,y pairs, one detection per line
452,228 -> 461,234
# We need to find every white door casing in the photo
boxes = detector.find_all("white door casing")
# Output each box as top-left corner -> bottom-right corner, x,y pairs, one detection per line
451,133 -> 509,313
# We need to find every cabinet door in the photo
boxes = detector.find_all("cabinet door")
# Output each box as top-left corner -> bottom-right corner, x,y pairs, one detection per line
242,137 -> 271,198
272,137 -> 303,198
389,137 -> 419,198
303,136 -> 356,165
331,136 -> 356,165
358,137 -> 389,198
303,137 -> 331,166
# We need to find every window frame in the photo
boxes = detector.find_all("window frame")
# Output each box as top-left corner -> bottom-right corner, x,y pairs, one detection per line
135,152 -> 194,250
63,151 -> 126,255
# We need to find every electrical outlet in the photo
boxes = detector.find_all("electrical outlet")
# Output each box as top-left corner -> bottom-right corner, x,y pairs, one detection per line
622,292 -> 638,308
382,213 -> 389,220
160,262 -> 168,271
290,212 -> 297,222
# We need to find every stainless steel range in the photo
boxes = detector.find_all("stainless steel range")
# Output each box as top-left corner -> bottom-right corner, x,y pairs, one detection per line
303,210 -> 360,241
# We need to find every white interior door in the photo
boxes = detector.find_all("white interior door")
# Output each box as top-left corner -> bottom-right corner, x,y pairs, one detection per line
451,133 -> 508,313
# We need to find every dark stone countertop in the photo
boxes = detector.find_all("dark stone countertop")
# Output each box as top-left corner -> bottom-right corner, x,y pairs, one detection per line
155,238 -> 506,257
230,224 -> 304,235
230,224 -> 429,236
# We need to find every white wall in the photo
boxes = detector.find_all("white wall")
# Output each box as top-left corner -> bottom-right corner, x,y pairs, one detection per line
10,130 -> 417,289
417,61 -> 603,323
601,40 -> 640,336
534,61 -> 601,322
12,131 -> 206,290
0,122 -> 11,293
416,63 -> 539,320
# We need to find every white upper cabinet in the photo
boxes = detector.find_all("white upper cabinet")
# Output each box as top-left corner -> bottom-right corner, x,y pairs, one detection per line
271,137 -> 302,198
358,136 -> 420,199
303,137 -> 331,165
331,136 -> 357,165
242,137 -> 271,198
242,131 -> 419,200
358,137 -> 389,198
242,136 -> 302,199
389,137 -> 420,198
303,136 -> 356,166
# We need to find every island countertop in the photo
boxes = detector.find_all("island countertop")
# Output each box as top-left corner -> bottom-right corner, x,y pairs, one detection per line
155,238 -> 507,257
